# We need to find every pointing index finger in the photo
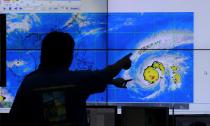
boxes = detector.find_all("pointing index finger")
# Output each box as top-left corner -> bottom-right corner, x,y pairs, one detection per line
126,79 -> 132,82
125,53 -> 132,58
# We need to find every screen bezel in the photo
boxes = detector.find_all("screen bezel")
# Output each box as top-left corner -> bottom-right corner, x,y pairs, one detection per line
86,105 -> 117,126
121,106 -> 169,126
175,114 -> 210,126
0,14 -> 6,87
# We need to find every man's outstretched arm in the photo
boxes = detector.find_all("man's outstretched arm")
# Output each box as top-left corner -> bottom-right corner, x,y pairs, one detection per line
79,53 -> 132,94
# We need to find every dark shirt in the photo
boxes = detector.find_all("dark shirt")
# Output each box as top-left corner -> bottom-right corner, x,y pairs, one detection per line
8,67 -> 113,126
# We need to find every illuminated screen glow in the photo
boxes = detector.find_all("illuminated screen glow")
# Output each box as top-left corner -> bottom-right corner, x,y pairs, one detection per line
0,13 -> 107,109
107,12 -> 194,103
0,12 -> 195,110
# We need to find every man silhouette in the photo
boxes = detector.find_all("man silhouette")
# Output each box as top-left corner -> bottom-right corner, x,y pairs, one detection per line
8,31 -> 132,126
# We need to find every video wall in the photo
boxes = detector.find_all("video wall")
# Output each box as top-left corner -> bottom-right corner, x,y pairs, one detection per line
1,0 -> 210,115
0,12 -> 194,109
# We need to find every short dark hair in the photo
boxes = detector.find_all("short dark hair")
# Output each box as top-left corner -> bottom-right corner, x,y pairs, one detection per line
40,31 -> 75,69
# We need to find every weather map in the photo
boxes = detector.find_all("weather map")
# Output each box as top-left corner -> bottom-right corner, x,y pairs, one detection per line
108,12 -> 194,103
6,13 -> 107,49
108,13 -> 193,49
0,13 -> 107,108
0,12 -> 194,109
0,51 -> 107,108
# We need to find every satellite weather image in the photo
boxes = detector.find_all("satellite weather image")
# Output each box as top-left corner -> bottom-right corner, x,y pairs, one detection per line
1,13 -> 107,108
0,12 -> 194,109
108,12 -> 193,103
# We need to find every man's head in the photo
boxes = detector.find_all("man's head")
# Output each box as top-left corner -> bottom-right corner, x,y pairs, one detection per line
40,31 -> 75,69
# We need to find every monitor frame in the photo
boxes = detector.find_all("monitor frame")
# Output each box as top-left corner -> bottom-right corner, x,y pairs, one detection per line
0,14 -> 6,87
86,105 -> 117,126
121,106 -> 169,126
175,114 -> 210,126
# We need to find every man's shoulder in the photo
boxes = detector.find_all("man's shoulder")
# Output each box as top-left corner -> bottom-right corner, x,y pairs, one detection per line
20,70 -> 40,86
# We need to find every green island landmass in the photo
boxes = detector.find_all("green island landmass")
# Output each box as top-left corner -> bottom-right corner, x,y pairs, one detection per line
0,95 -> 5,102
172,73 -> 181,84
170,66 -> 181,84
152,61 -> 165,75
170,66 -> 178,73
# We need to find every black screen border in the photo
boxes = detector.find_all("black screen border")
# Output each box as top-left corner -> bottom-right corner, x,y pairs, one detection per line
0,14 -> 6,87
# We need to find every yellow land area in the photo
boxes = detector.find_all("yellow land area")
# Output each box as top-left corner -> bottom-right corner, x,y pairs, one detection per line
143,66 -> 159,84
152,61 -> 165,75
170,65 -> 181,84
172,73 -> 181,84
171,66 -> 178,72
143,62 -> 182,84
0,95 -> 5,102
